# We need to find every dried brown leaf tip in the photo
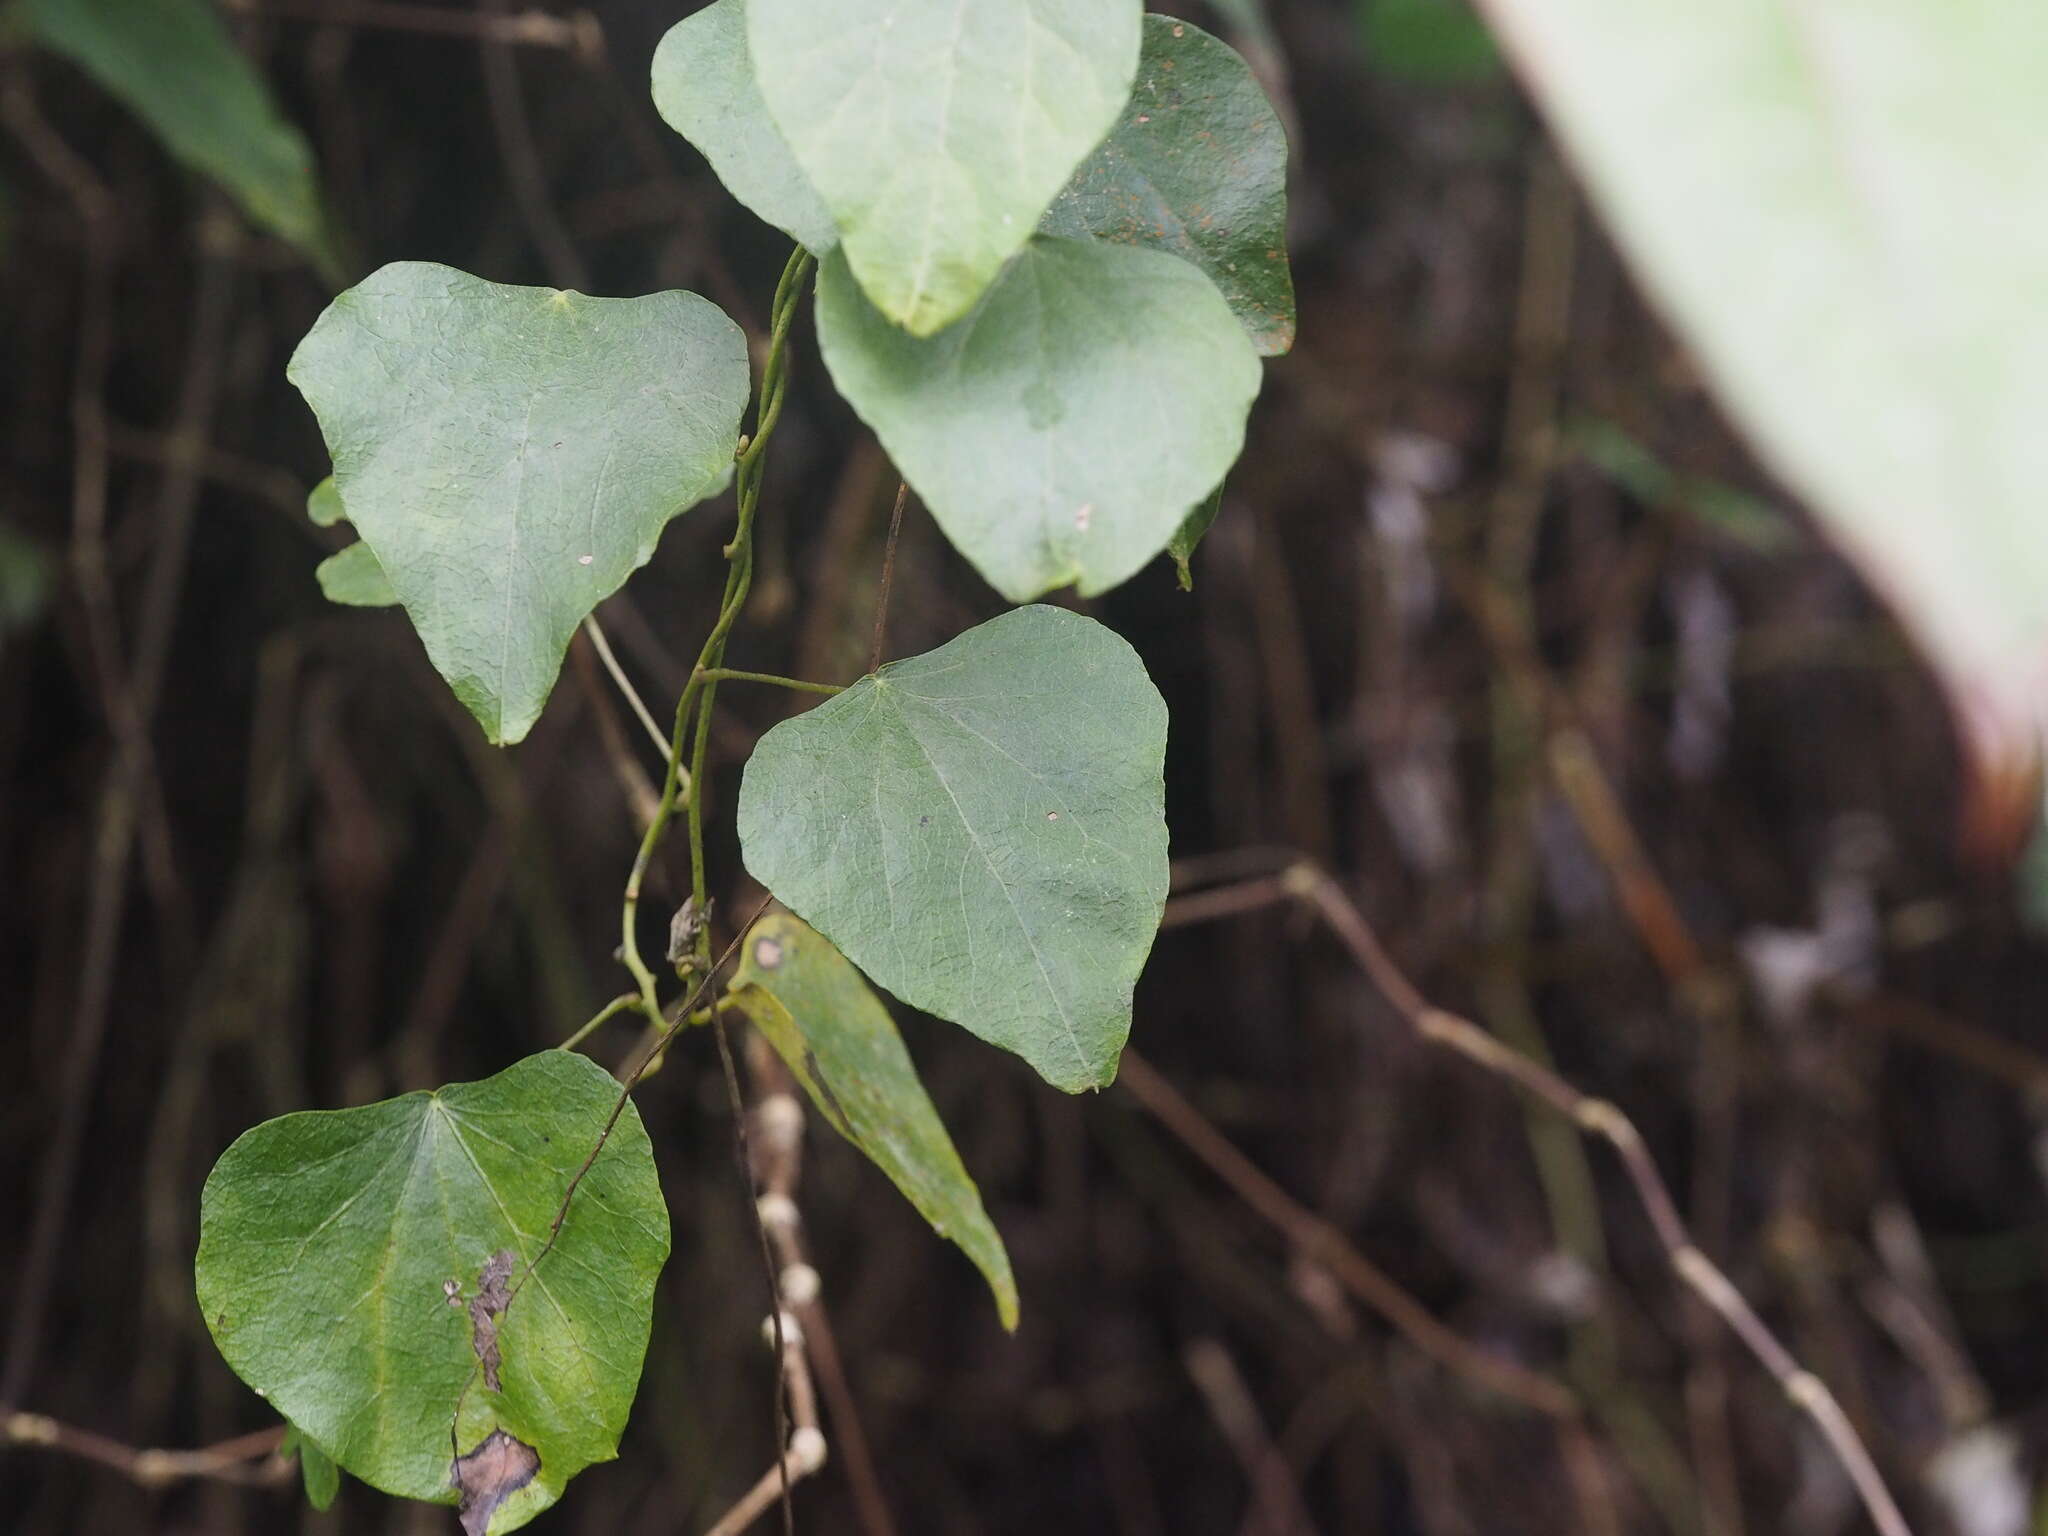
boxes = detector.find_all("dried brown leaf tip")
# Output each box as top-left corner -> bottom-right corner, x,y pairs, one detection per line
453,1427 -> 540,1536
468,1249 -> 517,1392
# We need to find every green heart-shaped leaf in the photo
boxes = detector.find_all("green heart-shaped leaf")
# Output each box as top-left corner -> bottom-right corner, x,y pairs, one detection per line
288,262 -> 749,744
749,0 -> 1142,335
730,913 -> 1019,1327
195,1051 -> 669,1533
651,0 -> 836,253
1042,14 -> 1296,355
817,238 -> 1261,602
737,606 -> 1169,1092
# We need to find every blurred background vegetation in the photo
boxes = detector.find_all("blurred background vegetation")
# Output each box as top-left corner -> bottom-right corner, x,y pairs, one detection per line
4,1 -> 2047,1532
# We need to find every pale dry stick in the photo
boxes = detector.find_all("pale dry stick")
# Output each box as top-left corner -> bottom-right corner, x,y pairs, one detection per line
1282,864 -> 1914,1536
700,1318 -> 825,1536
568,633 -> 663,829
582,615 -> 676,766
4,1415 -> 291,1490
745,1035 -> 899,1536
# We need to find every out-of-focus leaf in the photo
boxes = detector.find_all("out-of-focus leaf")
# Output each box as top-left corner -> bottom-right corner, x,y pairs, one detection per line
0,523 -> 52,638
1041,15 -> 1296,355
1476,0 -> 2048,790
727,913 -> 1019,1327
315,542 -> 398,608
20,0 -> 339,273
1573,420 -> 1793,553
1358,0 -> 1501,84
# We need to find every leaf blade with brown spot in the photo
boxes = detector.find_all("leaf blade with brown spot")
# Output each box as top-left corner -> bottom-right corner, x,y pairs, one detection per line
195,1052 -> 669,1532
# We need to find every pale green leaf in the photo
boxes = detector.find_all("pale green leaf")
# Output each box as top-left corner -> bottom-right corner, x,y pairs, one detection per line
729,913 -> 1019,1328
288,1425 -> 342,1511
195,1051 -> 668,1534
1168,486 -> 1223,591
306,475 -> 344,528
288,262 -> 749,745
750,0 -> 1143,335
20,0 -> 338,272
817,238 -> 1261,602
316,542 -> 398,608
651,0 -> 836,253
1042,15 -> 1296,354
1477,0 -> 2048,771
737,605 -> 1169,1093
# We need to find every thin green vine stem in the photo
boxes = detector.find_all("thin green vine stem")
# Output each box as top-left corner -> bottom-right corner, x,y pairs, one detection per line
694,667 -> 844,696
616,244 -> 816,1013
557,992 -> 642,1053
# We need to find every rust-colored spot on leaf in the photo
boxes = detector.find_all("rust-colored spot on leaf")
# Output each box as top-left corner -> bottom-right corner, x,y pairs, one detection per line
468,1249 -> 517,1392
453,1428 -> 540,1536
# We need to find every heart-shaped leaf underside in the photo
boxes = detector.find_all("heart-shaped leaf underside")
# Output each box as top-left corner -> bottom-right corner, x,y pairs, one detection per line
288,262 -> 749,745
1042,14 -> 1296,355
729,913 -> 1020,1327
650,0 -> 836,254
749,0 -> 1143,336
817,237 -> 1261,602
195,1051 -> 670,1534
737,605 -> 1169,1093
1476,0 -> 2048,781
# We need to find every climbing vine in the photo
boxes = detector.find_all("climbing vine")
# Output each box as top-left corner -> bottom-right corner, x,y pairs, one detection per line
189,3 -> 1297,1530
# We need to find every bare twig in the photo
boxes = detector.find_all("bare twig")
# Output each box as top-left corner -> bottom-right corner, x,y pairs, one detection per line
1277,864 -> 1914,1536
1119,1050 -> 1580,1421
1184,1336 -> 1321,1536
4,1414 -> 291,1489
745,1036 -> 898,1536
582,615 -> 674,765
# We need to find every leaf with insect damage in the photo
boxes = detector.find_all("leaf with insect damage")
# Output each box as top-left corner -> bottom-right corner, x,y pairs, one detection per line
737,605 -> 1169,1092
195,1051 -> 668,1533
728,913 -> 1019,1327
